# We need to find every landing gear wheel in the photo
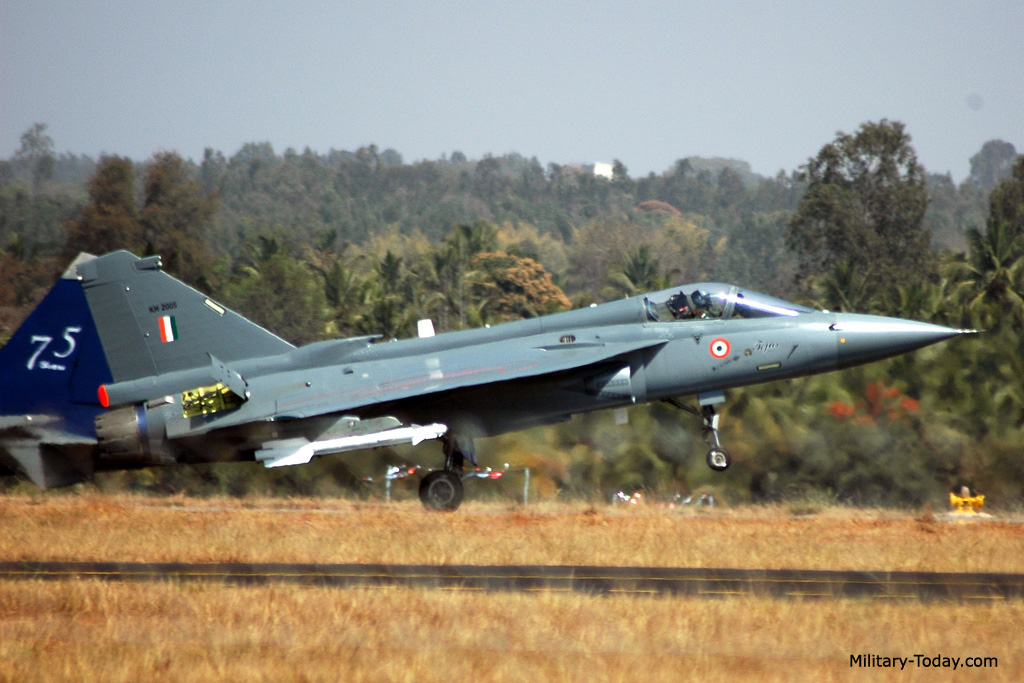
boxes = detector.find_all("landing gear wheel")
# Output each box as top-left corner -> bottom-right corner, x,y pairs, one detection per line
419,470 -> 464,511
706,448 -> 731,471
663,397 -> 733,472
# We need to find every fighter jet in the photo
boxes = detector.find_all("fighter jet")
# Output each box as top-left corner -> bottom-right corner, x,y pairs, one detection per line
2,250 -> 971,509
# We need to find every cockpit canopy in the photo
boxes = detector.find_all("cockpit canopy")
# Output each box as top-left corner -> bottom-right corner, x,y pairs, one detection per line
645,284 -> 814,323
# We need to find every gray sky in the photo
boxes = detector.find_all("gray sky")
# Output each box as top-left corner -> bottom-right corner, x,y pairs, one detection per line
2,1 -> 1021,181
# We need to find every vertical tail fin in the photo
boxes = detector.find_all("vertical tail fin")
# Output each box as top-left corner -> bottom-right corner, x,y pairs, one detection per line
78,251 -> 293,383
0,254 -> 112,438
0,255 -> 111,487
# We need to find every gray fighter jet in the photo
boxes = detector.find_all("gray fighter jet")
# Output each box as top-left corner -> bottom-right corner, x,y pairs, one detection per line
2,250 -> 972,509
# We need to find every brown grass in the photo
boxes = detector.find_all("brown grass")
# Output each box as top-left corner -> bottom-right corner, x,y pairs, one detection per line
1,582 -> 1019,682
1,494 -> 1022,572
1,495 -> 1021,681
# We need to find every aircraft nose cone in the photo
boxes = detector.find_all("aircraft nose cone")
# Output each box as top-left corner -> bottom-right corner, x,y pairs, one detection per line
831,314 -> 969,369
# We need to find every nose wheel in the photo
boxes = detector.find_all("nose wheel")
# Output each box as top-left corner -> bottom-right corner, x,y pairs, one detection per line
700,406 -> 731,471
664,396 -> 732,472
706,447 -> 731,471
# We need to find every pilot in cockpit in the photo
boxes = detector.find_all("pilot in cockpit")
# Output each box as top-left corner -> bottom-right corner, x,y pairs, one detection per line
666,292 -> 692,319
690,290 -> 711,316
666,290 -> 712,320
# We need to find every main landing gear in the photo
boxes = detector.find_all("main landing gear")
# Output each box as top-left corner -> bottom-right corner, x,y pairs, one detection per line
418,435 -> 475,511
665,392 -> 732,472
418,470 -> 463,511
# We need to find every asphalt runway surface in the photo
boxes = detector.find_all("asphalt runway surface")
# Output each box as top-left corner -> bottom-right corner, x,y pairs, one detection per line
2,562 -> 1023,602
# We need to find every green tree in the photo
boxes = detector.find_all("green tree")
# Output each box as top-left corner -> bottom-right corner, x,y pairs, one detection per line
611,159 -> 629,183
139,151 -> 218,289
969,140 -> 1018,190
223,234 -> 330,345
878,279 -> 950,323
718,213 -> 798,297
471,252 -> 571,321
426,220 -> 499,330
813,260 -> 876,313
924,172 -> 985,252
602,244 -> 674,299
305,244 -> 369,336
359,250 -> 417,338
12,123 -> 55,192
64,156 -> 140,256
787,120 -> 933,294
715,167 -> 746,211
946,221 -> 1024,328
939,158 -> 1024,328
986,156 -> 1024,241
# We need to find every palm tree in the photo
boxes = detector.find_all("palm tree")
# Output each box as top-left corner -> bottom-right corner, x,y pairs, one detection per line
813,260 -> 876,313
946,221 -> 1024,328
879,279 -> 953,323
602,244 -> 676,300
425,222 -> 499,330
355,251 -> 421,339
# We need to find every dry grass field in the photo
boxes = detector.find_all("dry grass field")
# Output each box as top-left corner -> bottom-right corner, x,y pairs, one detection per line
1,494 -> 1022,681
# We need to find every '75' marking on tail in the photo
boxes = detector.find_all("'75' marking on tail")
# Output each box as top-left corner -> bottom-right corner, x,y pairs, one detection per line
26,326 -> 81,371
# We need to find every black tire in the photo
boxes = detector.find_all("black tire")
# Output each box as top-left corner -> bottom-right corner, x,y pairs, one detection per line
706,448 -> 731,471
418,470 -> 464,511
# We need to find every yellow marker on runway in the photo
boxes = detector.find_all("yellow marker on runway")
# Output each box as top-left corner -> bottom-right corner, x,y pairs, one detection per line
950,487 -> 985,514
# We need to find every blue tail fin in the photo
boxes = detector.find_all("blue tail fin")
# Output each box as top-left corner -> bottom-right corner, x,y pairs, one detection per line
0,254 -> 113,438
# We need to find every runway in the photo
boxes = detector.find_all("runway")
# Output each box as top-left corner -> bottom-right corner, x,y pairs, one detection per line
2,561 -> 1022,601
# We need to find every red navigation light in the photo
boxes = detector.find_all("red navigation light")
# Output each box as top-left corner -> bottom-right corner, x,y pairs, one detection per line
98,385 -> 110,408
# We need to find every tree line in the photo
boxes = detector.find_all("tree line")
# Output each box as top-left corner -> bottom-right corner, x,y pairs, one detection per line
1,121 -> 1022,506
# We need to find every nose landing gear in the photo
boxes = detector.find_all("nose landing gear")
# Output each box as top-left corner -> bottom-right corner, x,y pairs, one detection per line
665,392 -> 732,471
700,405 -> 731,471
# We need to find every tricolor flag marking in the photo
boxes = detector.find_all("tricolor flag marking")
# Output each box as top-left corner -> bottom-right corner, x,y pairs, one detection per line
159,315 -> 178,343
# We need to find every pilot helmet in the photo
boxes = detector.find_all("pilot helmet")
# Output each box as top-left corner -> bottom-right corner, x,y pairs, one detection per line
666,292 -> 688,316
690,290 -> 710,309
